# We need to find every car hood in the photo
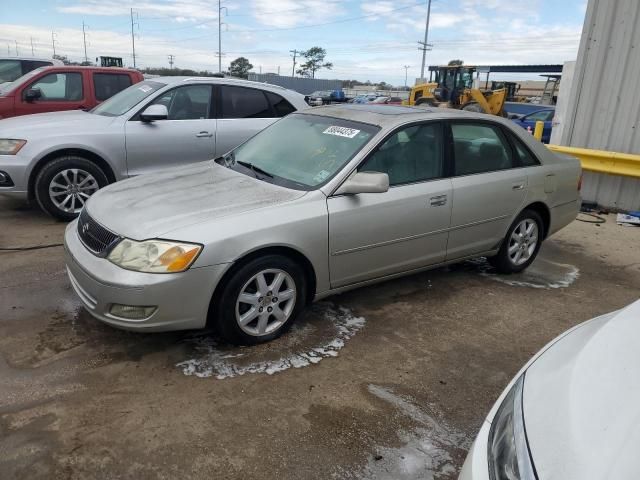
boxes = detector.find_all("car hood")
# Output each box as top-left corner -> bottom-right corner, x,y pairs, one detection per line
85,161 -> 307,240
523,300 -> 640,480
0,110 -> 114,135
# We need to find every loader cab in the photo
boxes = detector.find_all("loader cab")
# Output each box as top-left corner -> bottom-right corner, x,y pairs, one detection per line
430,66 -> 476,105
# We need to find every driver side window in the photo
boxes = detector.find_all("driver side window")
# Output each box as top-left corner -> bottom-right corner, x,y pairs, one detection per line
359,122 -> 444,186
150,85 -> 212,120
26,72 -> 83,101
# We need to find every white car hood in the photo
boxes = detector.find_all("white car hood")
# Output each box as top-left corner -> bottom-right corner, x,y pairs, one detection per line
85,161 -> 306,240
523,300 -> 640,479
0,110 -> 114,136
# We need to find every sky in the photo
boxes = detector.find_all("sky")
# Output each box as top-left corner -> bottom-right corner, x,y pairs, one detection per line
0,0 -> 588,85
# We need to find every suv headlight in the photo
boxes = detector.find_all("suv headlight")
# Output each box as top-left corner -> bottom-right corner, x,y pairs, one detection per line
0,139 -> 27,155
107,239 -> 202,273
488,375 -> 536,480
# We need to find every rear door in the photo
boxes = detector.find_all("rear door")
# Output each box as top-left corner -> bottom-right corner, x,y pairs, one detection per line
214,85 -> 286,157
446,121 -> 527,260
91,72 -> 133,106
124,84 -> 216,176
14,70 -> 87,116
328,122 -> 452,288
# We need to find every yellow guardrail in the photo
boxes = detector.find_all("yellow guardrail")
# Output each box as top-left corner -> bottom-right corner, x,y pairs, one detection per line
547,144 -> 640,179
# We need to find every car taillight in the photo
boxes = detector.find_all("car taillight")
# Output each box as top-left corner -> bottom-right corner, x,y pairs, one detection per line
577,172 -> 583,191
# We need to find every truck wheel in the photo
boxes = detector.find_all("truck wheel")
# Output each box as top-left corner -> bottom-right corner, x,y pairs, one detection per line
415,98 -> 436,107
461,102 -> 485,113
214,255 -> 307,345
34,156 -> 109,221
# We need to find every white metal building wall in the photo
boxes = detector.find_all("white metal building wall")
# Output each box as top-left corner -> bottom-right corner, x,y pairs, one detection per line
560,0 -> 640,211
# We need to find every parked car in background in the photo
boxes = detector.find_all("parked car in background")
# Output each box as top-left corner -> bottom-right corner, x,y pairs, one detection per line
64,105 -> 580,345
370,96 -> 404,105
305,89 -> 346,106
0,66 -> 143,119
0,77 -> 308,219
511,109 -> 555,143
503,101 -> 554,118
459,299 -> 640,480
351,94 -> 379,104
0,57 -> 63,83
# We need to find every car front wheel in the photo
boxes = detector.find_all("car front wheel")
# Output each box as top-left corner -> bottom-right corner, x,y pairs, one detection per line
214,255 -> 307,345
34,156 -> 108,221
489,209 -> 544,273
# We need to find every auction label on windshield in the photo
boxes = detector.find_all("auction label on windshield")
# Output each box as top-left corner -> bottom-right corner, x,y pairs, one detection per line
323,126 -> 360,138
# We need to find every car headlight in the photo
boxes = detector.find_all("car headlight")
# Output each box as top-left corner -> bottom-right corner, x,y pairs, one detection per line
488,375 -> 536,480
107,239 -> 202,273
0,139 -> 27,155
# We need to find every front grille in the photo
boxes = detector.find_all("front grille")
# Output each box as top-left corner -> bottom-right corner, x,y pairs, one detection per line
77,209 -> 120,257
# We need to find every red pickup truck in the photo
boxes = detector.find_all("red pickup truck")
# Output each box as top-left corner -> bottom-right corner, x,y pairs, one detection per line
0,66 -> 143,119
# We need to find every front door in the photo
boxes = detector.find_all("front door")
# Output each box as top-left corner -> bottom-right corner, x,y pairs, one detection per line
14,70 -> 86,116
124,84 -> 216,176
446,121 -> 527,260
214,85 -> 278,157
328,122 -> 452,288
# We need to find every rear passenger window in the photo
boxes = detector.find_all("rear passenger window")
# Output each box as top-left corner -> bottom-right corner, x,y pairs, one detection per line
266,91 -> 295,117
93,73 -> 132,101
221,86 -> 272,119
451,123 -> 514,176
359,123 -> 443,186
509,134 -> 540,167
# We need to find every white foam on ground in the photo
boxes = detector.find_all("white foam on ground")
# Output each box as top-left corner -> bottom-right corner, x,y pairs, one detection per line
478,258 -> 580,289
361,385 -> 471,480
176,304 -> 365,379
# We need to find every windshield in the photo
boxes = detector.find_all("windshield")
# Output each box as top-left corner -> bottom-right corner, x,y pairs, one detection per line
0,67 -> 45,94
221,113 -> 379,190
91,80 -> 164,117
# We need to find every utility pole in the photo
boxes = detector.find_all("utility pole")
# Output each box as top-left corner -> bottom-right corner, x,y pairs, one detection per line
82,22 -> 89,63
217,0 -> 227,73
30,37 -> 35,56
259,65 -> 262,74
51,31 -> 57,57
168,54 -> 175,69
130,8 -> 138,68
289,49 -> 299,77
418,0 -> 432,81
7,45 -> 9,56
15,40 -> 18,56
277,65 -> 280,75
403,65 -> 410,87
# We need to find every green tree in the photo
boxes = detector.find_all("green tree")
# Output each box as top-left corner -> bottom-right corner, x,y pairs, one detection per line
296,47 -> 333,78
448,59 -> 464,66
228,57 -> 253,79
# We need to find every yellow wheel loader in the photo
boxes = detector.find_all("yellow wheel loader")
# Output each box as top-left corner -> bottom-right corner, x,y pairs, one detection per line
405,65 -> 507,116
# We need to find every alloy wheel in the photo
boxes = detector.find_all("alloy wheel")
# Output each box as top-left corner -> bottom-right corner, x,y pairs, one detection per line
235,269 -> 297,336
49,168 -> 100,214
508,219 -> 539,266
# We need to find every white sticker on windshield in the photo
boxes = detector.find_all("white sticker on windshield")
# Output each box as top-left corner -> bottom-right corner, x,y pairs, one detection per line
323,126 -> 360,138
138,85 -> 152,93
314,170 -> 331,183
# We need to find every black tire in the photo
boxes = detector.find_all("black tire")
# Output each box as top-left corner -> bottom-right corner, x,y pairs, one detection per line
489,209 -> 544,274
34,156 -> 109,221
415,97 -> 436,107
461,101 -> 485,113
213,255 -> 307,345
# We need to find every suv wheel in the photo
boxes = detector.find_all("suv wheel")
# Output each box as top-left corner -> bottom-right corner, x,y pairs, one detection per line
489,209 -> 544,274
34,156 -> 108,221
214,255 -> 307,345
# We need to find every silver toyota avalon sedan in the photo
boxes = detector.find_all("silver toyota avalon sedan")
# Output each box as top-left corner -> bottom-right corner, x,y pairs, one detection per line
64,105 -> 581,344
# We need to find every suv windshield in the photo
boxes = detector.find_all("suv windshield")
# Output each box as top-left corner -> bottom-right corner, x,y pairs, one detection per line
91,80 -> 164,117
220,113 -> 379,190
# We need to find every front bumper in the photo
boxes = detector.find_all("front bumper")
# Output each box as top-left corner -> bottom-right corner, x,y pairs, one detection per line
458,421 -> 491,480
64,220 -> 230,332
0,152 -> 30,196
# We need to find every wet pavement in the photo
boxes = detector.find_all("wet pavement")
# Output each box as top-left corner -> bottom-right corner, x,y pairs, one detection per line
1,196 -> 639,479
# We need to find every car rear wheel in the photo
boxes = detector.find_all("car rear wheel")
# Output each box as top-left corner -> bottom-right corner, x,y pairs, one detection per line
489,209 -> 544,273
34,156 -> 109,221
214,255 -> 307,345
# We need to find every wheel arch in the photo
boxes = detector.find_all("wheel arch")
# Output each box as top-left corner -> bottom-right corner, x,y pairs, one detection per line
521,201 -> 551,239
208,245 -> 318,320
28,148 -> 116,200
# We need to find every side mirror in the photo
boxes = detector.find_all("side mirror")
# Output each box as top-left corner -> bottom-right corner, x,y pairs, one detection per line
140,104 -> 168,122
25,88 -> 42,101
335,171 -> 389,195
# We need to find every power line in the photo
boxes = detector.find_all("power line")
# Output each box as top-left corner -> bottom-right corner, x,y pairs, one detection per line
168,54 -> 175,68
51,31 -> 57,57
290,49 -> 300,77
130,8 -> 139,68
82,22 -> 89,63
419,0 -> 432,81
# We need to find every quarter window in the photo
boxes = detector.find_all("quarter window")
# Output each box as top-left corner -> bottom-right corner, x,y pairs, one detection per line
451,123 -> 514,176
221,86 -> 272,118
93,73 -> 133,101
360,123 -> 443,186
508,133 -> 540,167
150,85 -> 212,120
266,91 -> 295,117
26,72 -> 83,101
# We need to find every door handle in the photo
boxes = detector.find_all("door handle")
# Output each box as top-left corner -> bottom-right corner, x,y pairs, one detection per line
512,183 -> 524,190
196,131 -> 213,137
430,194 -> 447,206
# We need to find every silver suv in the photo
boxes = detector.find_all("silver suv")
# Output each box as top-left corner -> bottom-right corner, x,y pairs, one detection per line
0,76 -> 308,220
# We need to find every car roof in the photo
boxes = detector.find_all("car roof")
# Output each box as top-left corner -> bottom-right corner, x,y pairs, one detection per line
151,76 -> 293,92
301,104 -> 501,128
33,65 -> 139,74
